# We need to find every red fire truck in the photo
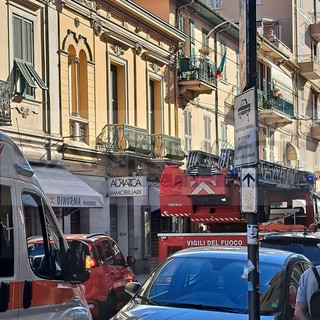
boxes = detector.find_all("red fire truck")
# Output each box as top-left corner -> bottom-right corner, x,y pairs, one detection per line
158,149 -> 320,262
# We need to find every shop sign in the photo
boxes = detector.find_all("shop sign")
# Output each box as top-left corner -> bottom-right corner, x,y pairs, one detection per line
108,176 -> 147,197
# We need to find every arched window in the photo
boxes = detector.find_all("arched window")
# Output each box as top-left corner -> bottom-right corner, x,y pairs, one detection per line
68,46 -> 89,144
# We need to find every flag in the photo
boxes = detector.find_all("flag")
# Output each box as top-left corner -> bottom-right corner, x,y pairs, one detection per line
215,50 -> 226,79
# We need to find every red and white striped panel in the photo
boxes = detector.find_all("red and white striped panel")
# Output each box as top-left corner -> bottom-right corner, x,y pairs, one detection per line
191,217 -> 241,223
161,212 -> 190,218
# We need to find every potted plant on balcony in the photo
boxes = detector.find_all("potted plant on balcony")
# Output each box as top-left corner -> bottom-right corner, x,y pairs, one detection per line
271,88 -> 281,98
199,47 -> 210,56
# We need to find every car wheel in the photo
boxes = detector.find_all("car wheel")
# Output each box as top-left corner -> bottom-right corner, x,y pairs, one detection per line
103,293 -> 117,320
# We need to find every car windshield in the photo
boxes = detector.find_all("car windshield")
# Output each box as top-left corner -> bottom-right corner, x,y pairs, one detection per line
138,256 -> 284,315
261,242 -> 320,265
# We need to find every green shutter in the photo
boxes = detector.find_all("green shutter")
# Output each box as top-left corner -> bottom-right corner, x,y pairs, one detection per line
13,14 -> 33,63
23,19 -> 33,64
13,15 -> 23,60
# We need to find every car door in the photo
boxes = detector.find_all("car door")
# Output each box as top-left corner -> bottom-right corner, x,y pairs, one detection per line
17,184 -> 91,319
0,180 -> 19,319
108,239 -> 129,306
97,239 -> 116,294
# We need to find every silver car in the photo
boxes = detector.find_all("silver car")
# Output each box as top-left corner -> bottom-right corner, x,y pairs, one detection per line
111,246 -> 311,320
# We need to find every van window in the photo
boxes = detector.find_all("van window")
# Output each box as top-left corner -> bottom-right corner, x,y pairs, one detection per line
0,185 -> 14,277
23,191 -> 64,279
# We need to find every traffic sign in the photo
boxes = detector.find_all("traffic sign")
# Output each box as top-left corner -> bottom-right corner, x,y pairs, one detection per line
241,167 -> 257,213
234,87 -> 258,167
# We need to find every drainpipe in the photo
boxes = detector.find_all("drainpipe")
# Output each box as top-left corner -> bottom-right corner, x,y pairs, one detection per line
174,0 -> 194,135
294,0 -> 300,168
45,2 -> 51,160
176,0 -> 195,20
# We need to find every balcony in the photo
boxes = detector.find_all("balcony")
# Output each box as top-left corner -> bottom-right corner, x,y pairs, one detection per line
178,56 -> 216,95
152,134 -> 185,161
298,55 -> 320,80
69,114 -> 89,144
96,124 -> 152,157
0,80 -> 11,125
310,23 -> 320,42
257,89 -> 294,128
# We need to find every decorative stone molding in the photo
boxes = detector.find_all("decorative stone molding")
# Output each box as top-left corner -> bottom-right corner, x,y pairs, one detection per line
16,106 -> 30,118
149,62 -> 160,73
134,43 -> 143,56
111,44 -> 124,56
91,19 -> 102,37
62,31 -> 93,62
74,17 -> 80,28
135,26 -> 142,33
74,0 -> 91,9
168,55 -> 176,70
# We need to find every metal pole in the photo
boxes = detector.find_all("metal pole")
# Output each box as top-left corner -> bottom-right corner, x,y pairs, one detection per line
246,0 -> 260,319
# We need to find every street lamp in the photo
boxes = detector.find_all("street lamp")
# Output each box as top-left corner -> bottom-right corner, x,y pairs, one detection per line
201,19 -> 237,155
202,19 -> 238,48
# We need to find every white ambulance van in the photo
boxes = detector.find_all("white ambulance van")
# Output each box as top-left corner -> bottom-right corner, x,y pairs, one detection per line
0,130 -> 92,319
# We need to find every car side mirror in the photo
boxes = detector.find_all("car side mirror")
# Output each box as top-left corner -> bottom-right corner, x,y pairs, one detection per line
125,282 -> 141,297
126,255 -> 136,266
63,240 -> 91,283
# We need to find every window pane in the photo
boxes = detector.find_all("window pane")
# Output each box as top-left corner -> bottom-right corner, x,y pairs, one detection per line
0,186 -> 14,277
24,192 -> 64,279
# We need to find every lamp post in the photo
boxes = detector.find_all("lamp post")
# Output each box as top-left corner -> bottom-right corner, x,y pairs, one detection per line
202,19 -> 236,155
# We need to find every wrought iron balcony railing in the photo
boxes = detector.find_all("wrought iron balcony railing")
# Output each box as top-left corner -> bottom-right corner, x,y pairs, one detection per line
69,114 -> 89,144
257,89 -> 294,118
97,124 -> 185,161
152,134 -> 185,161
178,56 -> 216,87
0,80 -> 11,125
96,124 -> 153,156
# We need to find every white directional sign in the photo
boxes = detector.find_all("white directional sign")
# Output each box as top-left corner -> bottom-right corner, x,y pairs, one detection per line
234,87 -> 258,167
241,167 -> 257,213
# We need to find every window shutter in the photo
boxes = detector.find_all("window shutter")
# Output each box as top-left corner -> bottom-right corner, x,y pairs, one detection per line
24,19 -> 33,64
13,15 -> 33,63
13,15 -> 23,60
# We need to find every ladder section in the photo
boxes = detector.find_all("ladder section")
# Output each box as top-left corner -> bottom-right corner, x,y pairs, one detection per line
258,160 -> 314,189
186,150 -> 220,175
186,149 -> 314,189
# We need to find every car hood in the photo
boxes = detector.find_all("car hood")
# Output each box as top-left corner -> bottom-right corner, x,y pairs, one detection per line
112,302 -> 274,320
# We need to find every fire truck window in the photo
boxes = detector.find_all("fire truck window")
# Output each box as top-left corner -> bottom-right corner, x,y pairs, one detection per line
0,186 -> 14,277
23,192 -> 64,280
